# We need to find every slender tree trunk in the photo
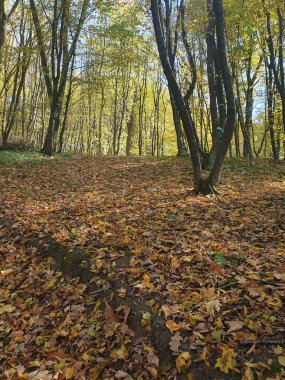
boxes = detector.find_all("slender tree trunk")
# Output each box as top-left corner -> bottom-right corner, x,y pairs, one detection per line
266,59 -> 279,161
126,90 -> 137,156
0,0 -> 6,67
169,89 -> 188,156
150,0 -> 202,191
206,0 -> 236,188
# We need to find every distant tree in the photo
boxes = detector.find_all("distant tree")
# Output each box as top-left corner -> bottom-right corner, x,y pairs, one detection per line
0,0 -> 20,66
29,0 -> 89,155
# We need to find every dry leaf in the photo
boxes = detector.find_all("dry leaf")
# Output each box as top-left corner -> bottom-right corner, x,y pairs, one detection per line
110,344 -> 129,360
166,320 -> 191,332
242,366 -> 255,380
278,356 -> 285,366
176,352 -> 192,374
273,346 -> 283,355
169,332 -> 183,354
225,320 -> 243,333
0,304 -> 15,314
65,367 -> 74,379
215,347 -> 237,373
104,303 -> 119,324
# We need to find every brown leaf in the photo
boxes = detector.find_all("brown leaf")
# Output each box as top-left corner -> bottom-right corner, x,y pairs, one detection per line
225,320 -> 243,333
104,303 -> 119,324
169,332 -> 183,354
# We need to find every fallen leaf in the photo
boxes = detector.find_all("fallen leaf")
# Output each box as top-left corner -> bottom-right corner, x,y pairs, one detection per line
225,320 -> 243,333
242,366 -> 255,380
166,320 -> 191,332
176,352 -> 192,374
110,345 -> 129,360
273,346 -> 283,355
0,304 -> 15,314
215,347 -> 237,373
104,303 -> 119,324
169,332 -> 183,353
278,356 -> 285,366
65,367 -> 74,379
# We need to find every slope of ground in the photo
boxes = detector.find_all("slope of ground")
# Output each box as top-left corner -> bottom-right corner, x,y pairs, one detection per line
0,155 -> 284,379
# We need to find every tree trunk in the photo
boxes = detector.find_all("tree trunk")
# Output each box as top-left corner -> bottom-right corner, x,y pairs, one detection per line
169,89 -> 188,156
150,0 -> 202,191
206,0 -> 236,189
126,90 -> 138,156
0,0 -> 6,67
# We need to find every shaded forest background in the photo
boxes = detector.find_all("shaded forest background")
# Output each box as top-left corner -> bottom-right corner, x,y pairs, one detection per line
0,0 -> 284,161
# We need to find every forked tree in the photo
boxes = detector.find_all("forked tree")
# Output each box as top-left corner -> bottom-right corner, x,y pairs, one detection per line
150,0 -> 235,194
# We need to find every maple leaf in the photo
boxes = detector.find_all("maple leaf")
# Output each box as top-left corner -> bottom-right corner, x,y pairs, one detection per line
0,304 -> 14,314
176,352 -> 192,374
215,347 -> 237,373
169,332 -> 183,354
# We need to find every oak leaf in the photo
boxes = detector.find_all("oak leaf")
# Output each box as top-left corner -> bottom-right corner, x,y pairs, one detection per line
169,332 -> 183,354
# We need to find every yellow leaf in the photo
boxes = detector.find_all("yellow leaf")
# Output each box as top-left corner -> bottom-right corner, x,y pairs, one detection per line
0,304 -> 14,314
215,317 -> 224,329
278,356 -> 285,366
110,344 -> 128,360
171,256 -> 180,269
89,367 -> 102,380
18,374 -> 29,379
48,278 -> 56,288
176,352 -> 192,374
242,367 -> 254,380
273,346 -> 283,355
122,236 -> 130,244
215,348 -> 237,374
147,366 -> 158,377
65,367 -> 74,379
82,351 -> 91,363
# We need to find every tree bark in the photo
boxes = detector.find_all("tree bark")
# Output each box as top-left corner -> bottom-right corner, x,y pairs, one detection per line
150,0 -> 202,191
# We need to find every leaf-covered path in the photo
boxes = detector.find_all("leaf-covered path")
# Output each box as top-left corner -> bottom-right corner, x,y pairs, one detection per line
0,156 -> 285,379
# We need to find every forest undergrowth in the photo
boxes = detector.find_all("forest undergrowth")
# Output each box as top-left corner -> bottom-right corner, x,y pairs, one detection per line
0,155 -> 284,379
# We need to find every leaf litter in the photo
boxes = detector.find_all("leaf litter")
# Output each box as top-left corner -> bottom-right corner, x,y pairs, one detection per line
0,156 -> 284,379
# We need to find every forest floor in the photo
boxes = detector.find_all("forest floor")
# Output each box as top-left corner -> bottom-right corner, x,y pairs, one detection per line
0,153 -> 285,380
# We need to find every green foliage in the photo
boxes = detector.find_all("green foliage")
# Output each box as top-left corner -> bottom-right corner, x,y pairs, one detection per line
0,150 -> 49,165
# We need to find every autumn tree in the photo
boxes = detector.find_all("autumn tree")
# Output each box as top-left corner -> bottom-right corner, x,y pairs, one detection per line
29,0 -> 89,155
150,0 -> 235,193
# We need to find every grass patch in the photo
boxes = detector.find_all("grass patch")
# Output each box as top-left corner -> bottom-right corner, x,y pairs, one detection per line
0,150 -> 65,166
